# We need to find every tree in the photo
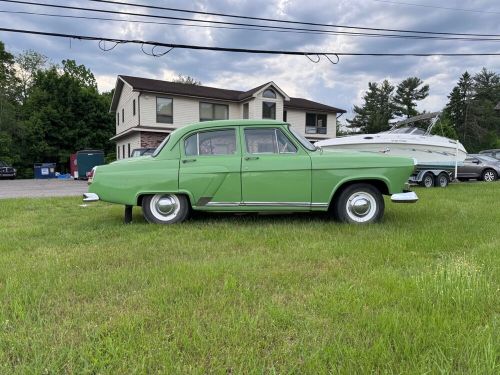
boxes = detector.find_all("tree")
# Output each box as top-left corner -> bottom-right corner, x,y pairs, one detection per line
172,74 -> 201,85
62,59 -> 97,88
393,77 -> 429,118
15,50 -> 49,103
347,80 -> 396,133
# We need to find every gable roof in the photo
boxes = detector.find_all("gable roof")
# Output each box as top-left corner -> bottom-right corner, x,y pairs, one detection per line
111,75 -> 346,114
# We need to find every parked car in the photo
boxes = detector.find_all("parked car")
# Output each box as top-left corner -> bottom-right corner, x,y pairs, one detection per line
84,120 -> 418,224
130,148 -> 156,157
457,154 -> 500,182
0,160 -> 16,179
479,149 -> 500,161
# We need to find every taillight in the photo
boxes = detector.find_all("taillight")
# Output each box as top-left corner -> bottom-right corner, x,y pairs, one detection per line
87,167 -> 96,184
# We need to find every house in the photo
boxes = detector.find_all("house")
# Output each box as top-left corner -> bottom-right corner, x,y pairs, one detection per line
110,75 -> 346,159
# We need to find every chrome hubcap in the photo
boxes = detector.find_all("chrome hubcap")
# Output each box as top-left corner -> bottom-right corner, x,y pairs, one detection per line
424,176 -> 433,187
150,194 -> 180,221
346,192 -> 377,223
484,172 -> 495,182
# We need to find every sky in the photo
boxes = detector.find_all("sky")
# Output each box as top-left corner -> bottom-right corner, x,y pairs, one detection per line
1,0 -> 500,121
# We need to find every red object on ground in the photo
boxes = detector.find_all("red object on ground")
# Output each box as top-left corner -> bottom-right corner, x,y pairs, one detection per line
70,153 -> 77,179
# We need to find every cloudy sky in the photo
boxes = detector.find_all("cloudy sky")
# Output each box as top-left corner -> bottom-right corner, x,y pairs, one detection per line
1,0 -> 500,120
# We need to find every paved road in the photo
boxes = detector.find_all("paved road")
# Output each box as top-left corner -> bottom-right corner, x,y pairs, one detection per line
0,179 -> 88,199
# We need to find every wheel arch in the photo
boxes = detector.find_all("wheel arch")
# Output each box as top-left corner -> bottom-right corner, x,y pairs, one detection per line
136,191 -> 194,207
328,178 -> 390,210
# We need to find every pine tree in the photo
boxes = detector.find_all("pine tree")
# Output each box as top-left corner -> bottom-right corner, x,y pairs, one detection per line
347,80 -> 396,133
393,77 -> 429,118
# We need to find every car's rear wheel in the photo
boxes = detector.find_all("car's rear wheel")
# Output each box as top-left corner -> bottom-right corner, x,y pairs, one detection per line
332,183 -> 385,224
142,194 -> 190,224
420,172 -> 435,188
481,169 -> 497,182
435,172 -> 449,188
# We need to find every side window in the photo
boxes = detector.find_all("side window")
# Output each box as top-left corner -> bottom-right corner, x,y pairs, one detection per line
184,129 -> 237,156
245,128 -> 297,154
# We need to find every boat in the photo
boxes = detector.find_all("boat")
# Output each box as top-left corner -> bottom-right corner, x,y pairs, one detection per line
316,112 -> 467,169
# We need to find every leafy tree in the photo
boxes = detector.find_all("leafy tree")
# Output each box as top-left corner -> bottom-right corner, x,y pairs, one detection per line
172,74 -> 201,85
393,77 -> 429,118
15,50 -> 49,103
347,80 -> 396,133
62,59 -> 97,88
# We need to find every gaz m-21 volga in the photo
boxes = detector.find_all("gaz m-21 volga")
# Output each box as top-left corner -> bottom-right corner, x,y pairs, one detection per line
84,120 -> 418,224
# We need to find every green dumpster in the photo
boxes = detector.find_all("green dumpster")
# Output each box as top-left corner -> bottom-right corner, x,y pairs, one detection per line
76,150 -> 104,180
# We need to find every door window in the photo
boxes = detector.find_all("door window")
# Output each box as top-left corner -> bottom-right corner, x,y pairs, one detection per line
184,129 -> 237,156
245,128 -> 297,154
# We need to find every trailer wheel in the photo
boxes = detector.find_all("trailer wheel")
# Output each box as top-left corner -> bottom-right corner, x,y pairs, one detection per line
435,172 -> 449,188
420,172 -> 435,188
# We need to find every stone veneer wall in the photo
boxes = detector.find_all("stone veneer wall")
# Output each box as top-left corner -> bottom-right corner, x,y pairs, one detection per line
140,132 -> 168,148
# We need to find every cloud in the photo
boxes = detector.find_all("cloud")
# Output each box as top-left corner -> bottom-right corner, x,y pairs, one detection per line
1,0 -> 499,118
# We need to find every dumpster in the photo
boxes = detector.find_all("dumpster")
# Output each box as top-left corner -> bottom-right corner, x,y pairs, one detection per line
34,163 -> 56,179
76,150 -> 104,180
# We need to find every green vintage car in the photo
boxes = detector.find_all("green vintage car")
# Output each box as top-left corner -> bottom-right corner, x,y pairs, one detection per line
84,120 -> 418,224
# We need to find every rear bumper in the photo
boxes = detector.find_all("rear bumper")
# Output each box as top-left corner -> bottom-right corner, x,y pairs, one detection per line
83,193 -> 100,202
391,191 -> 418,203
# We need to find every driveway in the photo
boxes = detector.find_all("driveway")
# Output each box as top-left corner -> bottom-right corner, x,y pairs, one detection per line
0,179 -> 88,199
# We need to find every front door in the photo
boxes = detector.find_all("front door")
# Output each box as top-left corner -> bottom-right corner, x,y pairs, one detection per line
241,127 -> 311,208
179,128 -> 241,207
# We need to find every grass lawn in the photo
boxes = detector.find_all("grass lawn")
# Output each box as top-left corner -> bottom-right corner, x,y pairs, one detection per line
0,183 -> 499,374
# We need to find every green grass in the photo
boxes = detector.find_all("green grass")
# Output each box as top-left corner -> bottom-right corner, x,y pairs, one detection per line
0,183 -> 499,374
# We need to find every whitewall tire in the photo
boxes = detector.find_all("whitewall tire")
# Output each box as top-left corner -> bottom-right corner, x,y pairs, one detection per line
142,194 -> 190,224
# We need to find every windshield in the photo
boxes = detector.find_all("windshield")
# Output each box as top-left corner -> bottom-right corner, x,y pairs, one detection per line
152,135 -> 171,157
389,127 -> 426,135
477,155 -> 499,163
288,126 -> 316,151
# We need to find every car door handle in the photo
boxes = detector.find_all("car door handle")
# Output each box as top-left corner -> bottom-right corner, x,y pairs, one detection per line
244,156 -> 259,161
182,159 -> 197,163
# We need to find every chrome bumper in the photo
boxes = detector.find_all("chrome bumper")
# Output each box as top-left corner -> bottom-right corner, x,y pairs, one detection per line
391,191 -> 418,203
83,193 -> 100,202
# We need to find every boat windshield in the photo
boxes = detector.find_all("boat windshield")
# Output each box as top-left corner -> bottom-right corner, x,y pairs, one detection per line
0,161 -> 6,167
388,127 -> 426,135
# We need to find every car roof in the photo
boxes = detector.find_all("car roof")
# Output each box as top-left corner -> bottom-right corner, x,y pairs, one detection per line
178,119 -> 287,133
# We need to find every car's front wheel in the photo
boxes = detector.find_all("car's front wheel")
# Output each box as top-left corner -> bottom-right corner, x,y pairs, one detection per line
142,194 -> 190,224
332,183 -> 385,224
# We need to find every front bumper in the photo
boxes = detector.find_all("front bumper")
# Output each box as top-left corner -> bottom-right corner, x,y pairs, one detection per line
83,193 -> 100,202
391,191 -> 418,203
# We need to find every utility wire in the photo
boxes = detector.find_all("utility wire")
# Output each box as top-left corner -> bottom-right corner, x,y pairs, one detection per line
3,9 -> 500,42
371,0 -> 500,15
3,0 -> 500,38
1,27 -> 500,57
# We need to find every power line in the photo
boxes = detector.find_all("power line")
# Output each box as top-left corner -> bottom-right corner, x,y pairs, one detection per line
371,0 -> 500,15
3,0 -> 500,38
1,27 -> 500,58
4,9 -> 500,42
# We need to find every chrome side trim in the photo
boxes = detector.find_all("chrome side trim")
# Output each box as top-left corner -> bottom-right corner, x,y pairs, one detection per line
391,191 -> 418,203
205,201 -> 329,208
83,193 -> 100,202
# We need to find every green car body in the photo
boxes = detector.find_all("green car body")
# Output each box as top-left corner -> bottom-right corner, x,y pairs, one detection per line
86,120 -> 417,223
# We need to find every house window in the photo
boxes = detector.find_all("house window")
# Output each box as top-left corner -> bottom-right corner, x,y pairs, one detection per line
283,110 -> 287,122
305,113 -> 327,134
122,144 -> 125,159
128,143 -> 130,157
156,97 -> 173,123
116,112 -> 119,126
132,99 -> 136,116
200,102 -> 229,122
262,102 -> 276,119
243,103 -> 249,119
184,129 -> 237,156
122,108 -> 124,123
263,89 -> 276,99
244,128 -> 297,154
117,145 -> 120,159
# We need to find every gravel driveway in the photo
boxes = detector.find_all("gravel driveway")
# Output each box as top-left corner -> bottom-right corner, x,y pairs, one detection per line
0,179 -> 88,199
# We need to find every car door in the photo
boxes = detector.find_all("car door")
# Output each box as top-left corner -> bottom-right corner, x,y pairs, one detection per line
241,126 -> 311,208
179,128 -> 241,207
459,157 -> 481,178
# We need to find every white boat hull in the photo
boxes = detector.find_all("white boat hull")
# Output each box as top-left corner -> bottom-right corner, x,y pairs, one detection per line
317,134 -> 467,169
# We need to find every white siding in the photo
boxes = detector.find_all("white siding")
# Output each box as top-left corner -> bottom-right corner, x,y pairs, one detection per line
116,132 -> 141,160
115,82 -> 139,133
286,109 -> 337,139
140,94 -> 241,128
